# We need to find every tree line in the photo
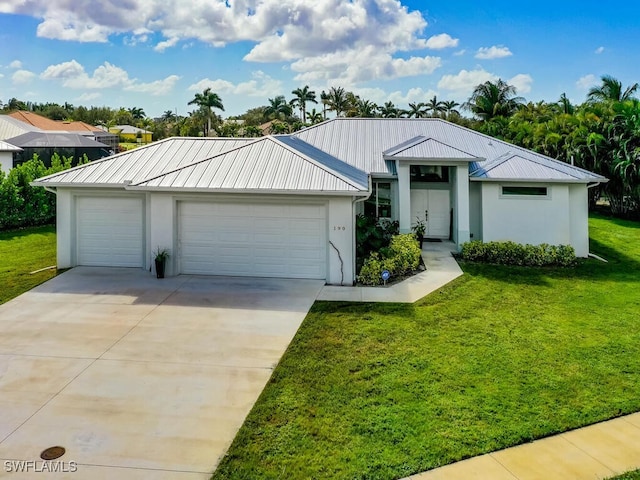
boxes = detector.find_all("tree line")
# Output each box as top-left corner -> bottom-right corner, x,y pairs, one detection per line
2,74 -> 639,217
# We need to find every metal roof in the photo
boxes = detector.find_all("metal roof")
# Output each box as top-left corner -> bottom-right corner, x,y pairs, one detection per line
34,137 -> 255,186
0,140 -> 22,152
469,153 -> 607,182
5,132 -> 109,148
111,125 -> 151,134
0,116 -> 40,141
130,136 -> 368,194
383,135 -> 479,160
295,118 -> 605,183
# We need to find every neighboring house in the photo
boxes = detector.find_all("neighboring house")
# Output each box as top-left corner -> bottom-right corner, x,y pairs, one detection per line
33,118 -> 606,285
109,125 -> 152,143
7,131 -> 111,167
0,140 -> 22,172
8,111 -> 119,151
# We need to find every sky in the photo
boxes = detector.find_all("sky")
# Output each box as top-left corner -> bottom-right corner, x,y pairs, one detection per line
0,0 -> 639,119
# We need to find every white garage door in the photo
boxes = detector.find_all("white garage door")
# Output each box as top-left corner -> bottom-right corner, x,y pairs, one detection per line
76,196 -> 144,267
179,201 -> 327,279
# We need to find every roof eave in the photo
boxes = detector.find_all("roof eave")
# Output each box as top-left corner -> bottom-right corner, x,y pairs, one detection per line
384,155 -> 482,163
469,177 -> 607,184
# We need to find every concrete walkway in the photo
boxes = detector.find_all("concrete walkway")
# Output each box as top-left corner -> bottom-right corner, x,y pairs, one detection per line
318,240 -> 463,303
405,413 -> 640,480
0,268 -> 323,479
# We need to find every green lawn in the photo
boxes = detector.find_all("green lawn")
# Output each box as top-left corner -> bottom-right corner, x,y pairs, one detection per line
0,226 -> 57,305
608,471 -> 640,480
212,214 -> 640,480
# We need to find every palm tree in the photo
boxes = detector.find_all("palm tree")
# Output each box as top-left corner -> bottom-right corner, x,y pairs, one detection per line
320,90 -> 329,120
128,107 -> 146,120
307,109 -> 324,124
557,93 -> 575,115
442,100 -> 461,118
378,101 -> 400,118
290,86 -> 317,124
265,95 -> 293,121
425,95 -> 445,117
353,99 -> 377,118
161,110 -> 177,122
188,88 -> 224,137
407,102 -> 427,118
325,87 -> 349,117
464,79 -> 525,120
587,75 -> 639,103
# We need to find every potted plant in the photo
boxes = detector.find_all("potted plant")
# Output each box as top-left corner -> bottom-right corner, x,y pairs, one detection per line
412,217 -> 426,248
154,247 -> 170,279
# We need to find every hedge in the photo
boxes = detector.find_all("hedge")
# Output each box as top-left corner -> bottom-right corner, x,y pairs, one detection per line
0,154 -> 84,230
460,240 -> 576,267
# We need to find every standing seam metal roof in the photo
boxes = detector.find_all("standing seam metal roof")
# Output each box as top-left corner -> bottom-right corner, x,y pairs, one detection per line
130,136 -> 368,193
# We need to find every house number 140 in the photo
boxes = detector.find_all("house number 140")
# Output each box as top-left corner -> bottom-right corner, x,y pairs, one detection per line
333,226 -> 346,231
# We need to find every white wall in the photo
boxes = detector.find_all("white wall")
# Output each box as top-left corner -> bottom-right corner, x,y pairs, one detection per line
0,152 -> 12,172
56,189 -> 73,269
482,183 -> 572,247
469,181 -> 483,241
568,184 -> 590,257
327,196 -> 355,285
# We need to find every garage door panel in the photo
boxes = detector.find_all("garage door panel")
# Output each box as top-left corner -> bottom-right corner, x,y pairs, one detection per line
76,197 -> 143,268
179,201 -> 326,279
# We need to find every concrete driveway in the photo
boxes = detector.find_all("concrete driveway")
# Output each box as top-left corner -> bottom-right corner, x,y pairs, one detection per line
0,267 -> 323,479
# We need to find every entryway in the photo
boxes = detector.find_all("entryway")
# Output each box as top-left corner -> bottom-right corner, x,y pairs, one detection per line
410,189 -> 450,238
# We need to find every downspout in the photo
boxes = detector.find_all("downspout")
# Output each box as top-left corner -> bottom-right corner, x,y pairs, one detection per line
350,175 -> 373,285
43,186 -> 57,194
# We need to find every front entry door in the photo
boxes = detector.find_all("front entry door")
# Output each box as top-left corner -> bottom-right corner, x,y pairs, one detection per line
410,189 -> 450,238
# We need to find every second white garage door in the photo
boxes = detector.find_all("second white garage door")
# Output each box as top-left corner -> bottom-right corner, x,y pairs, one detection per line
179,201 -> 327,279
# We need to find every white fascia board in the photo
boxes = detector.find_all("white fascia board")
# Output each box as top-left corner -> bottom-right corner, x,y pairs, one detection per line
469,177 -> 604,184
124,185 -> 371,197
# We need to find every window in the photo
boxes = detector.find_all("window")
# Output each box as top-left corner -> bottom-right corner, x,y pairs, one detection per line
410,165 -> 449,182
501,186 -> 548,196
364,182 -> 392,218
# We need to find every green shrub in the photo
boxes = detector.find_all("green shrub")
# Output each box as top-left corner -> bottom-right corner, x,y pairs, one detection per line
358,233 -> 422,285
0,153 -> 79,230
460,240 -> 576,267
355,214 -> 399,272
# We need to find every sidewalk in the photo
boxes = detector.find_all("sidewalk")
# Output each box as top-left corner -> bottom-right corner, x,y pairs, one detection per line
317,240 -> 463,303
405,413 -> 640,480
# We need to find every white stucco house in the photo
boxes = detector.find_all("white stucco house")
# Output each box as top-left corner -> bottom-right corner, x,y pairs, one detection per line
33,118 -> 606,285
0,140 -> 22,172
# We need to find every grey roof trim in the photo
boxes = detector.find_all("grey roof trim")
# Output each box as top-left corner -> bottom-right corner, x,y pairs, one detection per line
271,135 -> 369,190
385,155 -> 480,163
383,136 -> 427,156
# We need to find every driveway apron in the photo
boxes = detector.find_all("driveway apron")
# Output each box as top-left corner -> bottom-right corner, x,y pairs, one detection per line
0,267 -> 323,479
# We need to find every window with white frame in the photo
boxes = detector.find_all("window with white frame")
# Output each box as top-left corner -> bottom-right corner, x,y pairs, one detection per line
364,182 -> 392,218
501,185 -> 548,197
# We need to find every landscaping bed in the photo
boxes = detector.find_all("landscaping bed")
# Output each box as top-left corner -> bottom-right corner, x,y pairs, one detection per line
212,214 -> 640,480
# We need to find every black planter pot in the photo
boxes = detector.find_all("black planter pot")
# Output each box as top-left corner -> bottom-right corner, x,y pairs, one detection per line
417,234 -> 424,249
155,259 -> 165,279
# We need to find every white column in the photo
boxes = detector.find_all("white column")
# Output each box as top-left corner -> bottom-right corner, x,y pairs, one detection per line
56,189 -> 72,268
397,162 -> 411,233
456,164 -> 470,247
149,193 -> 175,276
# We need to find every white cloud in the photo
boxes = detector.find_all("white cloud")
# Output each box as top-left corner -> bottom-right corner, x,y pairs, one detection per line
425,33 -> 459,50
475,45 -> 513,60
291,46 -> 441,85
388,87 -> 438,105
509,73 -> 533,94
40,59 -> 179,95
12,69 -> 36,85
576,74 -> 598,90
594,46 -> 605,54
154,37 -> 179,52
0,73 -> 4,79
2,0 -> 432,86
438,69 -> 498,94
9,60 -> 23,69
76,92 -> 102,101
188,71 -> 283,98
453,49 -> 466,56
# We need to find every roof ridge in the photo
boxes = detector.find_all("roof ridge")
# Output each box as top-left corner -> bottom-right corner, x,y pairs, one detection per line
129,137 -> 264,186
268,135 -> 368,190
